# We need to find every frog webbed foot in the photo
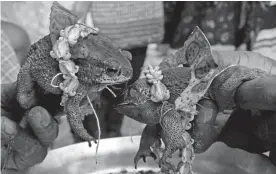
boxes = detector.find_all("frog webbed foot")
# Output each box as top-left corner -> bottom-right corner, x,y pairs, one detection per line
150,138 -> 163,164
159,145 -> 177,173
134,148 -> 157,169
177,161 -> 193,174
159,157 -> 176,173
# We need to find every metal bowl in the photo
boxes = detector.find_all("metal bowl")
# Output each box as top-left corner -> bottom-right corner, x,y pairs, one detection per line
23,136 -> 276,174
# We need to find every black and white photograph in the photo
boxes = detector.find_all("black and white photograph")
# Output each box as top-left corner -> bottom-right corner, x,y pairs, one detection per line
1,1 -> 276,174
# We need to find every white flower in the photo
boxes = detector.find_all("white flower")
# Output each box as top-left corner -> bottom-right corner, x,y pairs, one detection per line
50,37 -> 71,60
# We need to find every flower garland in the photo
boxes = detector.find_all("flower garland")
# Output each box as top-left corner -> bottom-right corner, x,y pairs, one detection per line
144,65 -> 170,103
144,65 -> 195,174
50,23 -> 103,164
50,23 -> 99,106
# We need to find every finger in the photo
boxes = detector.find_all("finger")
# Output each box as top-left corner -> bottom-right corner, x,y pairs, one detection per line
1,82 -> 17,107
252,111 -> 276,144
191,99 -> 219,153
211,50 -> 276,74
1,82 -> 23,121
196,99 -> 218,124
235,76 -> 276,110
1,116 -> 47,170
27,106 -> 59,147
217,109 -> 267,154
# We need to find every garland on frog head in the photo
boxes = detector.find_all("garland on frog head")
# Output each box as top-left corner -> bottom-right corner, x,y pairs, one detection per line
144,27 -> 237,174
50,2 -> 131,163
48,2 -> 107,162
49,1 -> 100,106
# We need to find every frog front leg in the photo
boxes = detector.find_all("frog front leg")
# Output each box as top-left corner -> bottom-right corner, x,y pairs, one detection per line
64,84 -> 97,147
159,106 -> 188,173
159,145 -> 177,173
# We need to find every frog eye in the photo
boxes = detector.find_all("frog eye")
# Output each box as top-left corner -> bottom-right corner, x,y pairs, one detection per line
104,59 -> 121,77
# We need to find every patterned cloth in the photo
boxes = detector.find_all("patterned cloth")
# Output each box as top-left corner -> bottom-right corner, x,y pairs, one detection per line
0,1 -> 74,84
252,5 -> 276,60
253,28 -> 276,60
163,2 -> 270,50
1,30 -> 20,84
163,2 -> 241,49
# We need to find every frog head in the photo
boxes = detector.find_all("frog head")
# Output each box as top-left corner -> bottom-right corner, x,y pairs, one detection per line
49,1 -> 133,88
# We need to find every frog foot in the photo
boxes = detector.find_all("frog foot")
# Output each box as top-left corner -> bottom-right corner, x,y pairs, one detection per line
181,146 -> 195,163
134,148 -> 157,169
150,139 -> 163,164
177,161 -> 193,174
159,158 -> 176,173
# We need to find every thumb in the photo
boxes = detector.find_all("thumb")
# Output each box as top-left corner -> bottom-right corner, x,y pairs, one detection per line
191,99 -> 219,153
1,116 -> 47,171
27,106 -> 59,147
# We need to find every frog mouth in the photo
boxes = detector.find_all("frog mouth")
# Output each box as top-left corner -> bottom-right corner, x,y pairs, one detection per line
117,101 -> 138,107
115,97 -> 140,113
99,68 -> 133,84
115,101 -> 140,117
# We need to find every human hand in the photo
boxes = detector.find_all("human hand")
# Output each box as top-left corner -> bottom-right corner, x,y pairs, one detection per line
189,52 -> 276,165
1,82 -> 59,171
211,50 -> 276,75
219,75 -> 276,165
191,51 -> 276,153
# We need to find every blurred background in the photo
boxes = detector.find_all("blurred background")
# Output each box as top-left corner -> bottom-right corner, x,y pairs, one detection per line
1,1 -> 276,149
